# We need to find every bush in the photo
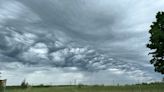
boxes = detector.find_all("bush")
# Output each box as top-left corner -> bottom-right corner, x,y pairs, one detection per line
21,79 -> 28,88
77,83 -> 85,88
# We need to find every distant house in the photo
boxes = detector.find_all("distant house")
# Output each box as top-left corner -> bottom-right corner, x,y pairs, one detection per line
0,79 -> 7,87
0,79 -> 7,92
0,72 -> 7,92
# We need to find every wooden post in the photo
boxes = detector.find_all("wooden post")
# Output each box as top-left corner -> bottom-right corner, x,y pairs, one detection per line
0,79 -> 7,92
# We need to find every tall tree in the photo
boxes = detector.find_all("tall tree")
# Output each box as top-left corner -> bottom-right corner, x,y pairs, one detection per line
147,12 -> 164,74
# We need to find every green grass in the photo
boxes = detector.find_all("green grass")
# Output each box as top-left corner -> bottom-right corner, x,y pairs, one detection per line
5,83 -> 164,92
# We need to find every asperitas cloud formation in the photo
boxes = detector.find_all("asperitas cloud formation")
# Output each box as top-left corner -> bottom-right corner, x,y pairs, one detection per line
0,0 -> 164,85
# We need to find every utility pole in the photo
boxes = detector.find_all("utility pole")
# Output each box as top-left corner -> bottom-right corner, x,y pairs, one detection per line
162,77 -> 164,83
74,79 -> 77,85
112,80 -> 115,86
0,72 -> 1,78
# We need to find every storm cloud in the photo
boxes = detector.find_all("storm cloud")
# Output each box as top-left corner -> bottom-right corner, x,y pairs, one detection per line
0,0 -> 164,85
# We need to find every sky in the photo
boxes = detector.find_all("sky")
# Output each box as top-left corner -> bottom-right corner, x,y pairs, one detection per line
0,0 -> 164,85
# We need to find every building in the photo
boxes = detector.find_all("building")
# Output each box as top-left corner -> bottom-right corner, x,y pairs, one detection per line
0,79 -> 7,92
0,72 -> 7,92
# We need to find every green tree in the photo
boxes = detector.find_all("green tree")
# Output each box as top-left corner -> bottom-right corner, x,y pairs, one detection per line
21,79 -> 28,88
147,12 -> 164,74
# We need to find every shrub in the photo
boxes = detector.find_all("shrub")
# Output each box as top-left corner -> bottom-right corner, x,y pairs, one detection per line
21,79 -> 28,88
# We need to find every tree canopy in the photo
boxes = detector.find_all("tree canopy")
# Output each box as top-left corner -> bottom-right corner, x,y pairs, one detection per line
147,12 -> 164,74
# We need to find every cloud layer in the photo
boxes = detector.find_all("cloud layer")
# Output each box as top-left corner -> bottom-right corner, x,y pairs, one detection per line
0,0 -> 164,85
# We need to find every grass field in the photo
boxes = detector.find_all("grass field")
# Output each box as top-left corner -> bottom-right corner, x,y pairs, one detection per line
4,82 -> 164,92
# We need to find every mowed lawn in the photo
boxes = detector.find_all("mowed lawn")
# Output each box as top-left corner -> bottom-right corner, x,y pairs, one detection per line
5,83 -> 164,92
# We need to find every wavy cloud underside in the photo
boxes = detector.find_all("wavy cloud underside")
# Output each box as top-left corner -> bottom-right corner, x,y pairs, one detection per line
0,0 -> 164,85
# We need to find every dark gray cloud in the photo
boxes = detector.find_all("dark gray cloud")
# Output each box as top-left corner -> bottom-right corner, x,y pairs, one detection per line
16,0 -> 125,41
0,28 -> 141,72
0,0 -> 164,85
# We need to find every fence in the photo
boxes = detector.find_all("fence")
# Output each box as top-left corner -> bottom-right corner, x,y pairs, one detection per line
0,79 -> 7,92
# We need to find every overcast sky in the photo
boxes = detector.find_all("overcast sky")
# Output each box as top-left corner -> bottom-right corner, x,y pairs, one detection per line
0,0 -> 164,85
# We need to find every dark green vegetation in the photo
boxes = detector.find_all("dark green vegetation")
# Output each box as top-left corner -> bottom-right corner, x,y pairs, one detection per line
20,79 -> 29,89
147,11 -> 164,74
5,82 -> 164,92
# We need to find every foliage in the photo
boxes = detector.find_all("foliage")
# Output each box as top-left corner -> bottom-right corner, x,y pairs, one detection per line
5,83 -> 164,92
147,11 -> 164,74
20,79 -> 29,89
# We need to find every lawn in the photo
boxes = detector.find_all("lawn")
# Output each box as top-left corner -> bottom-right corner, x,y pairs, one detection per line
5,83 -> 164,92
